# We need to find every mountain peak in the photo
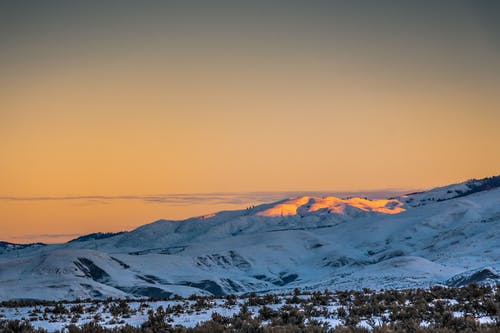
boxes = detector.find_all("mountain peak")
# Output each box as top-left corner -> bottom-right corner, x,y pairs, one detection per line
256,196 -> 405,217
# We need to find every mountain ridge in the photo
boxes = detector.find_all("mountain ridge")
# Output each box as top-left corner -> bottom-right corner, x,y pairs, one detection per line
0,175 -> 499,300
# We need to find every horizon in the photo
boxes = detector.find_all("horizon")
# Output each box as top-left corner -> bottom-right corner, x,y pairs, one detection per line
2,173 -> 499,244
2,187 -> 416,244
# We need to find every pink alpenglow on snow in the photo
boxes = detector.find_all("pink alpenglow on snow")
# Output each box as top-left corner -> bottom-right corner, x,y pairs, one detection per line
257,196 -> 405,217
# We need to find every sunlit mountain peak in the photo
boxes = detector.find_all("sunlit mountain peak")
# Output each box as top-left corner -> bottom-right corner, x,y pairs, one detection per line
256,196 -> 405,217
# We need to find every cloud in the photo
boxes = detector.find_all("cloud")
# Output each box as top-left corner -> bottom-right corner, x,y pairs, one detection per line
0,190 -> 413,206
8,233 -> 81,241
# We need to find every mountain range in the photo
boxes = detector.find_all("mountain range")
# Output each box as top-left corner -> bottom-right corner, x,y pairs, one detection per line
0,176 -> 499,301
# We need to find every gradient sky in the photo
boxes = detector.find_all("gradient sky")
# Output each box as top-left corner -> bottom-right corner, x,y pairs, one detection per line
1,1 -> 499,243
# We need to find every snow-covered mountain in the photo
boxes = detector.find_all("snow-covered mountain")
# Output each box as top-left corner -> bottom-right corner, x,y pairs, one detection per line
0,176 -> 499,301
0,241 -> 46,255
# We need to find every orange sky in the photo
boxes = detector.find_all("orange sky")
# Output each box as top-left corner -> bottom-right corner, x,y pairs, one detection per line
1,1 -> 499,243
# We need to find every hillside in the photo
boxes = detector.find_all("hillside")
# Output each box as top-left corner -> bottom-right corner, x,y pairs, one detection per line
0,176 -> 499,300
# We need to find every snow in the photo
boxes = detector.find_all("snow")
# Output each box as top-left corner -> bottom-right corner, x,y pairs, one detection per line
0,294 -> 497,332
0,178 -> 499,300
257,196 -> 405,216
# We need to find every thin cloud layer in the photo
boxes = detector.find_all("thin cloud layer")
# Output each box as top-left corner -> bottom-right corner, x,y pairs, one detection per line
0,190 -> 412,206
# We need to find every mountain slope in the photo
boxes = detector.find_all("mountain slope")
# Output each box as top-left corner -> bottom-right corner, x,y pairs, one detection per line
0,176 -> 499,300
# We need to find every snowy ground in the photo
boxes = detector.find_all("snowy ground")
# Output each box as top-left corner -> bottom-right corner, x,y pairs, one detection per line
0,287 -> 497,332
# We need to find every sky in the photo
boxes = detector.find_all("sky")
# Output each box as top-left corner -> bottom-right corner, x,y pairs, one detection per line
1,1 -> 499,243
